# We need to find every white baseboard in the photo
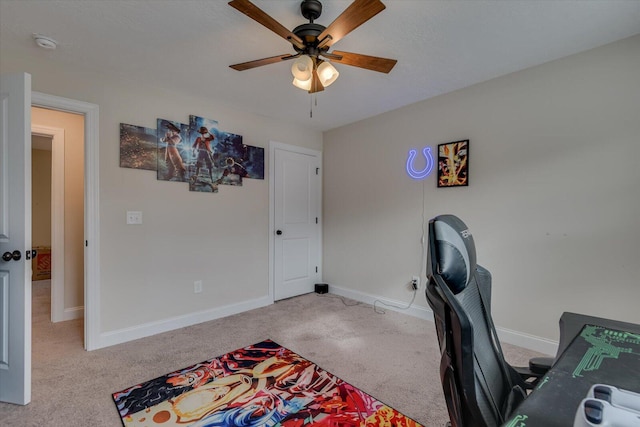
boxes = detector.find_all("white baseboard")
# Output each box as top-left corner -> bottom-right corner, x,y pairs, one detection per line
97,295 -> 273,349
329,284 -> 558,356
329,284 -> 434,320
92,286 -> 559,355
62,306 -> 84,322
495,326 -> 558,356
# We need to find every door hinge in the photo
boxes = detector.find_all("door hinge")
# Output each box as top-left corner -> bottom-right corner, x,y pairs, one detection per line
315,217 -> 318,224
316,167 -> 319,175
315,266 -> 318,273
85,240 -> 88,247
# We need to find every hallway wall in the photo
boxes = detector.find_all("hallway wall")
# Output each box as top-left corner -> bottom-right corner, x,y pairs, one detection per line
32,144 -> 52,247
31,107 -> 85,312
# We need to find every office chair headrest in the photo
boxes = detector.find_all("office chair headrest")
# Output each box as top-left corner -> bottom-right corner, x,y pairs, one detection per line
432,215 -> 477,294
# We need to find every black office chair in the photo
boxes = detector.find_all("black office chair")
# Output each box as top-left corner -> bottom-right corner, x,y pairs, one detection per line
425,214 -> 551,427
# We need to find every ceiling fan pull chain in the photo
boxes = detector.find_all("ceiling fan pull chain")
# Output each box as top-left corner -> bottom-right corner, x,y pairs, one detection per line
310,95 -> 313,118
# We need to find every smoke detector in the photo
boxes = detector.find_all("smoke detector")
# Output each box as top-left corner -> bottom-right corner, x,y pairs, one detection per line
32,34 -> 57,50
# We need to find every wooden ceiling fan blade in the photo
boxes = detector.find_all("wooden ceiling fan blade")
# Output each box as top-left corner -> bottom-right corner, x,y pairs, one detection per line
230,54 -> 296,71
229,0 -> 304,49
309,70 -> 325,93
330,51 -> 397,73
317,0 -> 385,48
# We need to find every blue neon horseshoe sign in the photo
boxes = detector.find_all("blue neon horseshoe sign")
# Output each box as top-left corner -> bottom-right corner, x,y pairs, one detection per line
406,147 -> 434,180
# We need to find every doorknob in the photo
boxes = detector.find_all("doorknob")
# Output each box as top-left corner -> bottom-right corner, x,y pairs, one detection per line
276,230 -> 283,235
2,250 -> 22,262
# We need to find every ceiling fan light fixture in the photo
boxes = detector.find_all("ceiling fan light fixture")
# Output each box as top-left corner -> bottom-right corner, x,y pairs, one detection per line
291,55 -> 313,81
317,61 -> 339,87
228,0 -> 397,95
292,77 -> 312,91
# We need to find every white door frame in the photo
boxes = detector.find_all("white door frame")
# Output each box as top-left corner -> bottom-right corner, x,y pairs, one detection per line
31,92 -> 101,351
30,125 -> 68,323
268,141 -> 322,302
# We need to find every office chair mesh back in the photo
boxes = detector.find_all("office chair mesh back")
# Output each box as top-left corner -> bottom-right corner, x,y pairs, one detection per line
426,215 -> 522,427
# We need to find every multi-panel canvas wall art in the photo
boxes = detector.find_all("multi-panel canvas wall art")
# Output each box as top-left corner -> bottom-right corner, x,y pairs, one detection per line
119,115 -> 265,194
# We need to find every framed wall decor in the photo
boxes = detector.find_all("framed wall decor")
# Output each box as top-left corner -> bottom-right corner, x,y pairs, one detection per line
437,139 -> 469,188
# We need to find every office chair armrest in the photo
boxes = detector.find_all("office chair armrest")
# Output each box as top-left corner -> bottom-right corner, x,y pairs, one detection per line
512,357 -> 553,390
529,356 -> 553,375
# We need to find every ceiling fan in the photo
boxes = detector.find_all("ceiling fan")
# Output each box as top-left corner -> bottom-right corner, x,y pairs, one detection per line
228,0 -> 397,93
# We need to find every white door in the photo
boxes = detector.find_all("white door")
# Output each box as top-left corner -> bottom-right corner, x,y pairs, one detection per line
0,73 -> 32,405
273,145 -> 321,300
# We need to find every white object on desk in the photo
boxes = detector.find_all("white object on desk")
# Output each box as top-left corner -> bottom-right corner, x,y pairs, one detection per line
588,384 -> 640,414
574,385 -> 640,426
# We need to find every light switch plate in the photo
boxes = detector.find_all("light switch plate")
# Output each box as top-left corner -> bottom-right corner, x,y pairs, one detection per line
126,211 -> 142,225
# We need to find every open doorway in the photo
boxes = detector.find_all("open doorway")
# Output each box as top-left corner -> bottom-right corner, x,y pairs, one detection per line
0,80 -> 100,404
31,91 -> 100,352
31,107 -> 85,339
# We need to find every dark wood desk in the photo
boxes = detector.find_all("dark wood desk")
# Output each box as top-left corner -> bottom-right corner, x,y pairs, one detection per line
503,313 -> 640,427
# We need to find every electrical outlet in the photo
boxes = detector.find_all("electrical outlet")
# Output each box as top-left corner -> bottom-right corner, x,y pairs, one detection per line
194,280 -> 203,294
412,275 -> 421,290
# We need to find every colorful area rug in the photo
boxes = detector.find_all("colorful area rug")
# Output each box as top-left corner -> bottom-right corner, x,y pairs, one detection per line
113,339 -> 422,427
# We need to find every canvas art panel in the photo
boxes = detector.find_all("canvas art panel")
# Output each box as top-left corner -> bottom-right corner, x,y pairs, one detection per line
214,131 -> 244,186
157,119 -> 190,183
120,123 -> 158,171
437,139 -> 469,187
188,115 -> 220,193
243,145 -> 265,180
213,134 -> 265,181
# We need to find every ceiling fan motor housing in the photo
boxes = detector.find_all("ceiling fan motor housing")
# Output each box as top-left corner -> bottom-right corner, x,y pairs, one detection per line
292,23 -> 327,57
301,0 -> 322,22
296,0 -> 326,58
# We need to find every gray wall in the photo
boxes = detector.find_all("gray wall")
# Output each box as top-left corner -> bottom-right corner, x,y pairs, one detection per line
323,35 -> 640,346
3,31 -> 638,351
1,46 -> 322,339
31,146 -> 52,248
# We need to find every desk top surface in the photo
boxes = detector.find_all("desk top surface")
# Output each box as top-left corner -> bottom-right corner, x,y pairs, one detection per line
504,320 -> 640,427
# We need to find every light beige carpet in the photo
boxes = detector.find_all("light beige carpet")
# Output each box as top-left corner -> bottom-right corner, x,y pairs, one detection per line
0,281 -> 546,426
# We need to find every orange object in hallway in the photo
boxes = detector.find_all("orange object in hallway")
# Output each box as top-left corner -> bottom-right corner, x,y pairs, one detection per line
32,246 -> 51,281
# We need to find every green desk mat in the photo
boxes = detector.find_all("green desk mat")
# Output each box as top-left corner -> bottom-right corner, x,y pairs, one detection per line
504,325 -> 640,427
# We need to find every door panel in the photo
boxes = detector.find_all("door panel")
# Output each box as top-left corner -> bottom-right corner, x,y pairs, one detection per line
274,147 -> 320,301
0,72 -> 32,405
1,271 -> 8,367
283,238 -> 310,281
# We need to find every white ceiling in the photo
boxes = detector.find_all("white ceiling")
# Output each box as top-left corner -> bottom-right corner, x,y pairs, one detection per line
1,0 -> 639,132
